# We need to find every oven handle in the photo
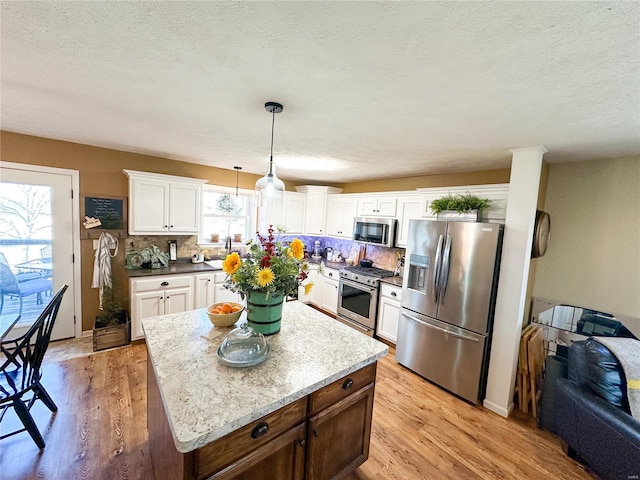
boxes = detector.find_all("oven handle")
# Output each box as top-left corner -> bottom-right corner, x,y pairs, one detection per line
402,312 -> 479,343
338,277 -> 377,293
336,315 -> 373,335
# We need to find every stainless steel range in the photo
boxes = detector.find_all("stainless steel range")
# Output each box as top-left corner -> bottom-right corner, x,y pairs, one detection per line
337,265 -> 395,336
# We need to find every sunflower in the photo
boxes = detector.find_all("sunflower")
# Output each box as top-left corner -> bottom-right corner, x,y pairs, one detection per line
256,267 -> 275,287
304,282 -> 314,295
222,252 -> 242,275
289,238 -> 304,260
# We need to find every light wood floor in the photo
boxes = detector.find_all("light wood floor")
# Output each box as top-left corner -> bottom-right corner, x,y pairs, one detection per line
0,342 -> 595,480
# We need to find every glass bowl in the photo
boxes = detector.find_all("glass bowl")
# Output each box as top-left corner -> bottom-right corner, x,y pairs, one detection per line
217,323 -> 270,367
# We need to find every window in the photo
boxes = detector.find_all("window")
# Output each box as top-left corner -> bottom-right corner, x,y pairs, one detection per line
201,187 -> 254,244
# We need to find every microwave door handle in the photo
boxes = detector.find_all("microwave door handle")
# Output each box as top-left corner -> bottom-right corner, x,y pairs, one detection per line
433,234 -> 444,303
440,235 -> 452,302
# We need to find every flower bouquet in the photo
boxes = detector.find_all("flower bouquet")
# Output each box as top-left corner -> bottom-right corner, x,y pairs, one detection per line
221,226 -> 312,334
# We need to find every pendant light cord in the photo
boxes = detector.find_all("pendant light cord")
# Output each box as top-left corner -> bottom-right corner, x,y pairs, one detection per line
269,108 -> 275,175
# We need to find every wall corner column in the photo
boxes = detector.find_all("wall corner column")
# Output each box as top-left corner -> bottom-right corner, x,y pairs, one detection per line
483,145 -> 547,417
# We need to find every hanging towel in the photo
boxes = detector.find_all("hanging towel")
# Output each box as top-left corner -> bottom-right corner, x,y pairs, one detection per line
91,232 -> 119,309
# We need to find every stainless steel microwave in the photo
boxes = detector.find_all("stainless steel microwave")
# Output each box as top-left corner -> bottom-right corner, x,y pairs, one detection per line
353,217 -> 397,248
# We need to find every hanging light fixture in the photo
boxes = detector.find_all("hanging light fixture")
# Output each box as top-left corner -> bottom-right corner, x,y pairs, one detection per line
255,101 -> 285,207
233,166 -> 242,197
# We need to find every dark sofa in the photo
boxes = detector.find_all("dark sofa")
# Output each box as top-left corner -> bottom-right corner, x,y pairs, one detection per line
555,339 -> 640,480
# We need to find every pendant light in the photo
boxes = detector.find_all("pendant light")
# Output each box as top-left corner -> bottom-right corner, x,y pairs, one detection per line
255,101 -> 285,208
233,166 -> 242,196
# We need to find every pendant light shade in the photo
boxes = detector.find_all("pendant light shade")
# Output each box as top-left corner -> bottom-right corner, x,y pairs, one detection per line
255,102 -> 285,208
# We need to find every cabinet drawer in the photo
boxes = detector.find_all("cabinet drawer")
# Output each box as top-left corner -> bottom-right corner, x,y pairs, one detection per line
380,283 -> 402,302
309,363 -> 376,415
322,268 -> 339,280
214,272 -> 227,283
195,396 -> 308,478
131,275 -> 193,293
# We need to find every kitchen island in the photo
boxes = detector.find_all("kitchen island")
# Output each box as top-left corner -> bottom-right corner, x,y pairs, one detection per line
143,301 -> 388,480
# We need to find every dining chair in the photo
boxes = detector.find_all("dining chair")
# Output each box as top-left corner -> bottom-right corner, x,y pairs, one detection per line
0,285 -> 67,448
0,253 -> 53,315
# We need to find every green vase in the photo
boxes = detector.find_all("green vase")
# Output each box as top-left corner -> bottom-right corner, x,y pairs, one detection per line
246,291 -> 284,336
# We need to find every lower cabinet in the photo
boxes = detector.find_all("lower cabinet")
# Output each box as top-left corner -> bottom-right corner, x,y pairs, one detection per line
376,283 -> 402,344
318,268 -> 339,315
194,273 -> 214,309
130,275 -> 194,340
147,362 -> 377,480
213,272 -> 243,304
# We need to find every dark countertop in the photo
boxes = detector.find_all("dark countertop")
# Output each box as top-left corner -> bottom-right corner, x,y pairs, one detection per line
380,276 -> 403,287
127,261 -> 221,277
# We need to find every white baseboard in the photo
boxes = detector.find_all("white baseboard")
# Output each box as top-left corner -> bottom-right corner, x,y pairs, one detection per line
483,398 -> 513,418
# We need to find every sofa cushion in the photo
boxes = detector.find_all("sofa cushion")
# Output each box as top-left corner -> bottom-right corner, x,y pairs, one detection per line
584,338 -> 630,413
568,340 -> 590,388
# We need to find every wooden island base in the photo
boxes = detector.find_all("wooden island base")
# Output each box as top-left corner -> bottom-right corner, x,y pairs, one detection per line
147,358 -> 378,480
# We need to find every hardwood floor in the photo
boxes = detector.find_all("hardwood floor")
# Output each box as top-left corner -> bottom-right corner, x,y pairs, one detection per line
0,343 -> 595,480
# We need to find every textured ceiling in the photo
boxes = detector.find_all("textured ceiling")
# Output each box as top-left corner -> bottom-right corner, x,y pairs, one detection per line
1,2 -> 639,183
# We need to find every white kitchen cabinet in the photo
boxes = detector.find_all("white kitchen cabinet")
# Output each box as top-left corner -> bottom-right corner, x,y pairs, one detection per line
194,273 -> 214,309
124,169 -> 207,235
298,265 -> 319,305
419,184 -> 510,222
130,274 -> 194,340
319,267 -> 339,315
357,196 -> 397,217
295,186 -> 342,235
213,272 -> 243,304
261,191 -> 306,234
376,282 -> 402,344
396,195 -> 425,247
326,195 -> 359,238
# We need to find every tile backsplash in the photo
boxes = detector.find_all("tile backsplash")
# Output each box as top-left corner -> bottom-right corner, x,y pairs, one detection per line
126,234 -> 404,272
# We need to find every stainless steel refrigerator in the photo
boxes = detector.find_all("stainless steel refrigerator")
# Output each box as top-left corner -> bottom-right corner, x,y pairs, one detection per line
396,219 -> 504,403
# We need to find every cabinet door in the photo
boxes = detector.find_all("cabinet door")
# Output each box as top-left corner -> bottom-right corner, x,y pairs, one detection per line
130,177 -> 169,233
194,274 -> 214,309
376,197 -> 397,217
164,286 -> 192,315
357,198 -> 378,217
306,384 -> 375,480
320,275 -> 338,315
169,181 -> 202,233
325,197 -> 343,237
215,284 -> 243,304
208,423 -> 306,480
340,198 -> 359,237
298,268 -> 319,305
377,295 -> 400,344
396,196 -> 424,247
132,291 -> 164,340
284,193 -> 306,234
305,190 -> 326,235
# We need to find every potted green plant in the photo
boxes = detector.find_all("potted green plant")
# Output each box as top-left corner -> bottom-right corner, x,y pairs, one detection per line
135,245 -> 170,268
430,193 -> 491,221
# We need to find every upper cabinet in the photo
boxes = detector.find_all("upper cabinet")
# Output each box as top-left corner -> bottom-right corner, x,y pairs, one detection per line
259,191 -> 306,234
326,194 -> 359,238
419,184 -> 510,222
295,186 -> 342,236
357,196 -> 397,217
123,170 -> 207,235
395,195 -> 425,247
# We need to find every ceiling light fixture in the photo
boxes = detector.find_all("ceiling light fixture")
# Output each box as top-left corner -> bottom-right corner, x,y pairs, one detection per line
233,166 -> 242,196
255,101 -> 285,208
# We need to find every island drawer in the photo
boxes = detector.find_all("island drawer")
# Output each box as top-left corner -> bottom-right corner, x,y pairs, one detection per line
309,363 -> 377,415
194,396 -> 308,478
131,274 -> 193,293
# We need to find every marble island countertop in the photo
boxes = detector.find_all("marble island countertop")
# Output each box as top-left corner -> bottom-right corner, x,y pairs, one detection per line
143,301 -> 388,453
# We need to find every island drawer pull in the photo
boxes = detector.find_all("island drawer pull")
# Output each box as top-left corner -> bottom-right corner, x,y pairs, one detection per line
250,422 -> 269,439
342,378 -> 354,390
298,438 -> 306,447
313,429 -> 319,437
161,281 -> 169,286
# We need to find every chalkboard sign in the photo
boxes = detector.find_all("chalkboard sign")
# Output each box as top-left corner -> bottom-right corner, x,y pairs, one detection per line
81,195 -> 127,238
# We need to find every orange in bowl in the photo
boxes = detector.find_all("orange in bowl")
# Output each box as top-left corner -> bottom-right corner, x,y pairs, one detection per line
206,302 -> 243,327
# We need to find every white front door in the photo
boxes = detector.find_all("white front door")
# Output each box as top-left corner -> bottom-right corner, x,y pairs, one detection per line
0,162 -> 80,340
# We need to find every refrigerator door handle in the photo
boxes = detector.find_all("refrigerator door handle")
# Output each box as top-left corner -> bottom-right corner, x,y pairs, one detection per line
433,234 -> 444,303
403,312 -> 479,343
440,235 -> 452,302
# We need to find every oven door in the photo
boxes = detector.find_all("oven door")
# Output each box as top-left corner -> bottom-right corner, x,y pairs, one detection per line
337,277 -> 377,331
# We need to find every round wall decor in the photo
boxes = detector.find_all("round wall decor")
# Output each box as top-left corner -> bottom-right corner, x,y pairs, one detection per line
532,210 -> 551,258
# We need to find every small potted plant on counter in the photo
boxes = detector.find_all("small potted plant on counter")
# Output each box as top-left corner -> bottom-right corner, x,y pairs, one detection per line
430,193 -> 491,221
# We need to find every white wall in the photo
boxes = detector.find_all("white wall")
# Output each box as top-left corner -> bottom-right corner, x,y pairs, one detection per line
533,157 -> 640,318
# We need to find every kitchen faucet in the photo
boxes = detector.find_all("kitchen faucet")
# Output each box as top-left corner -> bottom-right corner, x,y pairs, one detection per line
225,236 -> 232,253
